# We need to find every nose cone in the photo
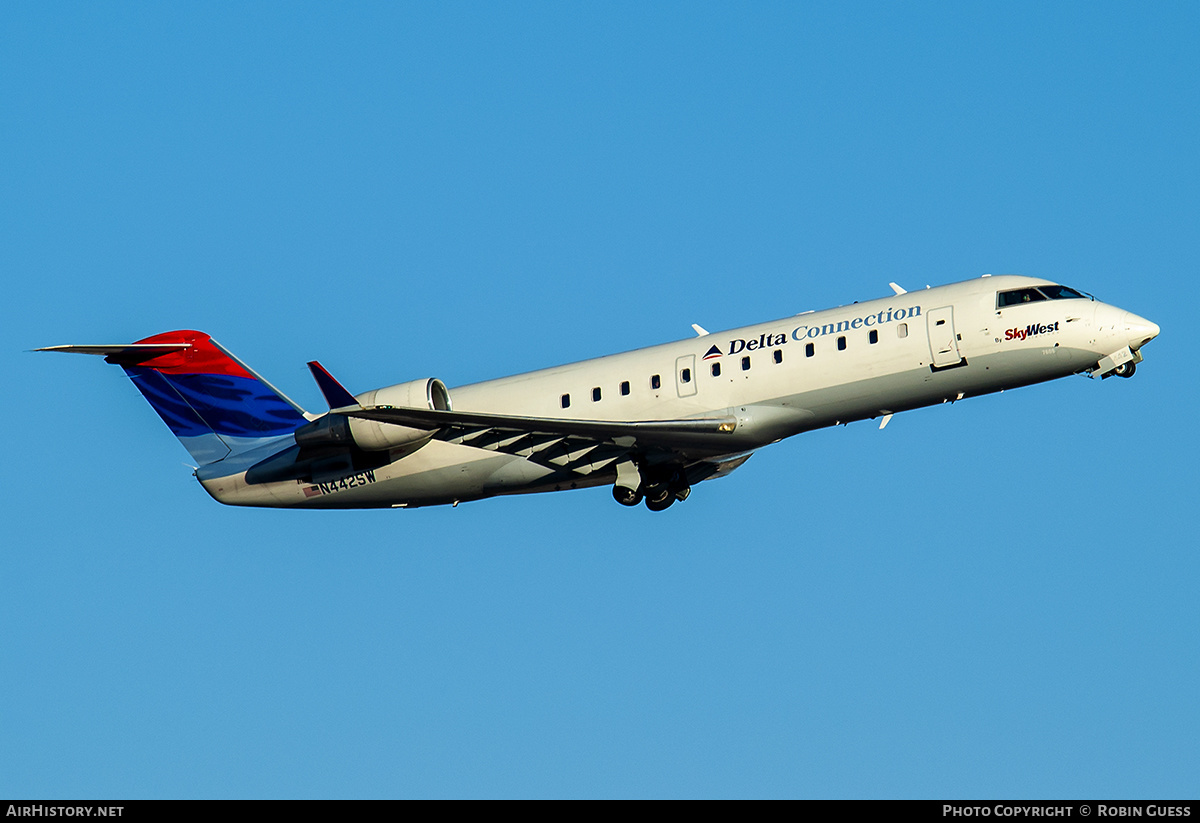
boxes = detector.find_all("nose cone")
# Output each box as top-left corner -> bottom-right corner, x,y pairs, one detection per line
1124,311 -> 1160,350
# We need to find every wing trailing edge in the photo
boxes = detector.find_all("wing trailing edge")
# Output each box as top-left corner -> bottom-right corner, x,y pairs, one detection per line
344,405 -> 738,444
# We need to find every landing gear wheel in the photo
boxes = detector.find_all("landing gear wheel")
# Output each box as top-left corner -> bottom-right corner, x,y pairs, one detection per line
642,483 -> 672,512
1114,361 -> 1136,378
673,485 -> 691,502
613,485 -> 643,507
643,483 -> 669,503
645,494 -> 674,512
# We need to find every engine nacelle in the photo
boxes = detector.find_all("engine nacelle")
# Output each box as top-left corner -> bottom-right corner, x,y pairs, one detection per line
292,378 -> 452,455
347,378 -> 453,452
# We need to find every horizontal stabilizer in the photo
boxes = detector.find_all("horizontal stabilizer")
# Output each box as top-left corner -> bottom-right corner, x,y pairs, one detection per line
35,343 -> 192,365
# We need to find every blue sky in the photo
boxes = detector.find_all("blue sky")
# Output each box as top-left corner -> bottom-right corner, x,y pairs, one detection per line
3,2 -> 1197,798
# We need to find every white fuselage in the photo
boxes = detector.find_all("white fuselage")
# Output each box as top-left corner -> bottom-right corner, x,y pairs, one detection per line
197,275 -> 1157,508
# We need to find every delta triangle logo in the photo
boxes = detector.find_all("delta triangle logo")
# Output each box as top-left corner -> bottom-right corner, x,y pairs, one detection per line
702,344 -> 723,360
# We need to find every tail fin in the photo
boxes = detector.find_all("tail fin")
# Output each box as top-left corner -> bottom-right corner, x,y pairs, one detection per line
39,330 -> 310,465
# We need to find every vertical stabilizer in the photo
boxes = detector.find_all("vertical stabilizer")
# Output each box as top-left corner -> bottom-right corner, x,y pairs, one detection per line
40,331 -> 309,465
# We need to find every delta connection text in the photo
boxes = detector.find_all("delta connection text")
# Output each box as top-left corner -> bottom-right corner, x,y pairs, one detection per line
720,305 -> 922,356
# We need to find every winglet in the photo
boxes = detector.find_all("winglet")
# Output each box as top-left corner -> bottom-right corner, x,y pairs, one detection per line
888,282 -> 907,295
307,361 -> 360,409
691,324 -> 710,337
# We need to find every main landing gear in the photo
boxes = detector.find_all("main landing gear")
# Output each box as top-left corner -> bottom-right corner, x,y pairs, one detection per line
612,466 -> 690,512
612,485 -> 643,507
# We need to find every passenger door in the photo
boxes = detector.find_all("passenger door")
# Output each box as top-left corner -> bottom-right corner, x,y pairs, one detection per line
675,354 -> 697,397
927,306 -> 964,368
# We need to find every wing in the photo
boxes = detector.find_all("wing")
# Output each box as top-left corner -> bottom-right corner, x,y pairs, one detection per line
343,405 -> 749,483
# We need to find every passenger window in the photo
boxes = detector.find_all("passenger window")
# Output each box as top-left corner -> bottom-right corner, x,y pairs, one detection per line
651,374 -> 661,390
741,356 -> 750,371
837,336 -> 847,351
773,349 -> 783,364
711,362 -> 721,377
561,394 -> 570,409
680,368 -> 691,383
592,387 -> 601,402
897,323 -> 907,339
620,381 -> 630,396
806,343 -> 815,357
869,329 -> 879,344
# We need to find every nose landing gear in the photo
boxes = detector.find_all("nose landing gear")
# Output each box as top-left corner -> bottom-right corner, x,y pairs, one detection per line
1092,346 -> 1142,379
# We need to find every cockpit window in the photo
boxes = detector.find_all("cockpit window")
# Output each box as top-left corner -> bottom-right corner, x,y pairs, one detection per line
998,285 -> 1090,308
1038,284 -> 1087,300
997,288 -> 1048,307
